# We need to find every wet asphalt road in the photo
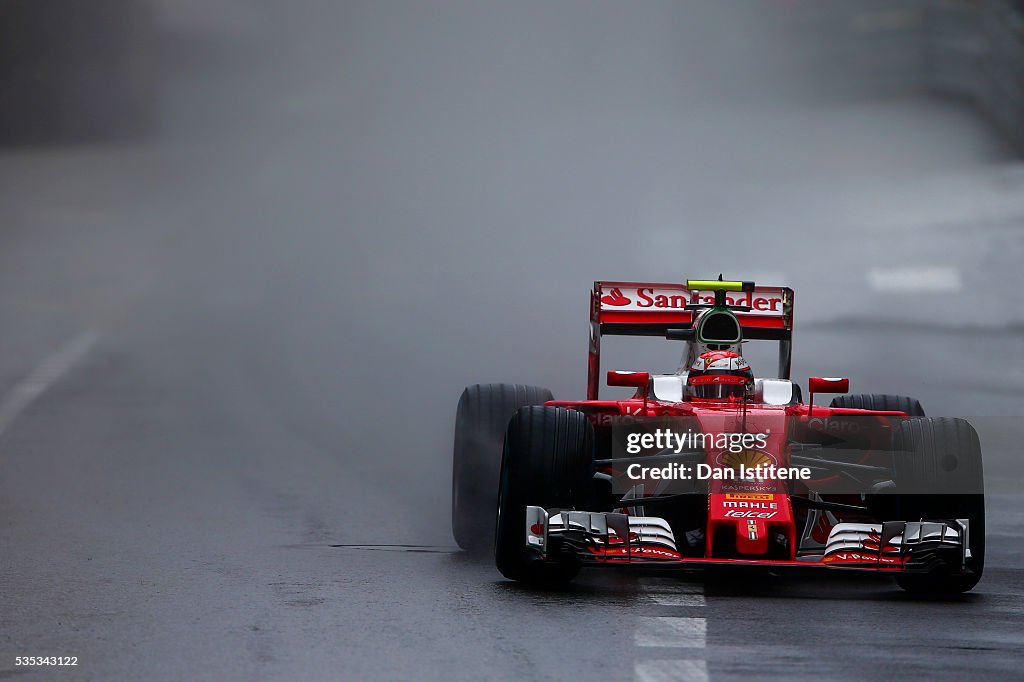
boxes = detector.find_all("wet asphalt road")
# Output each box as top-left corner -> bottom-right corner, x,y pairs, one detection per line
2,2 -> 1024,680
0,319 -> 1022,681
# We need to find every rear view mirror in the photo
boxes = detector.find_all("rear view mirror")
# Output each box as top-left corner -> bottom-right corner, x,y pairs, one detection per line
807,376 -> 849,416
607,371 -> 650,413
607,371 -> 650,389
808,377 -> 849,395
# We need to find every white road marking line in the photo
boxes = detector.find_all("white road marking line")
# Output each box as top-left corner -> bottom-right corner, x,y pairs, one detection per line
644,592 -> 706,607
0,330 -> 98,437
635,659 -> 709,682
638,578 -> 706,607
633,581 -> 708,679
638,578 -> 704,593
634,617 -> 706,648
867,266 -> 962,293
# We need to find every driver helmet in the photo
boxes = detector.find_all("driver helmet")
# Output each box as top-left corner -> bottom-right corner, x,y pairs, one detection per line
687,350 -> 753,401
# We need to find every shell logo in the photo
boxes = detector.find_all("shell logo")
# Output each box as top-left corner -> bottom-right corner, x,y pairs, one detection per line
716,449 -> 776,470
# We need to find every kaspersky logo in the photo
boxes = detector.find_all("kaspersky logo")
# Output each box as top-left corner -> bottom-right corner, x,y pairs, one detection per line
601,287 -> 631,306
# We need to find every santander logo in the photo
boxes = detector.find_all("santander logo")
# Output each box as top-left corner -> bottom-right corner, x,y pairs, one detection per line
599,285 -> 784,315
600,287 -> 631,307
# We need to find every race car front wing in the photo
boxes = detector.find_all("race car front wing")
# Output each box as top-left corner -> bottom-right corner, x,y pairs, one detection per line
524,506 -> 971,573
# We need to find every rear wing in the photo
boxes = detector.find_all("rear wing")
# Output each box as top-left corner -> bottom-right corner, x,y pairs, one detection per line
588,281 -> 794,399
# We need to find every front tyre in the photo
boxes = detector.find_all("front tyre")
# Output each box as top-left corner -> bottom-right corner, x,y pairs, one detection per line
893,417 -> 985,594
495,406 -> 594,585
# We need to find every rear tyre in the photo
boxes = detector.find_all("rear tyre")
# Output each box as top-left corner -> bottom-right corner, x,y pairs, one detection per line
892,418 -> 985,594
452,384 -> 553,552
830,393 -> 925,416
831,394 -> 924,523
495,406 -> 594,585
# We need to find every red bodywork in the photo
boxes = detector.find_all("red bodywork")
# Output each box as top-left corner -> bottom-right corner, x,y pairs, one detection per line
546,395 -> 907,569
540,281 -> 915,571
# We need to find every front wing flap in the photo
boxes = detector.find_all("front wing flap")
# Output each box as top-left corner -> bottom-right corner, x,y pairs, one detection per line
524,507 -> 970,574
526,507 -> 683,563
822,520 -> 970,573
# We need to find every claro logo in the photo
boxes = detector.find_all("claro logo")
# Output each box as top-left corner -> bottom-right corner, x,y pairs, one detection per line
600,287 -> 782,312
808,417 -> 862,435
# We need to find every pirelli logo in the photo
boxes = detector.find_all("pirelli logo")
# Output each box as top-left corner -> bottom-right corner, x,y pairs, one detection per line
725,493 -> 772,501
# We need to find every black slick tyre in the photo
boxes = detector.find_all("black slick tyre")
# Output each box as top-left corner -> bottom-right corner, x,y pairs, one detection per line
892,417 -> 985,594
830,393 -> 925,416
494,406 -> 593,585
452,384 -> 553,552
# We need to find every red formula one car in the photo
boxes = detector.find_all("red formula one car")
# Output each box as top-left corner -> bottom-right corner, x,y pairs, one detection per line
452,279 -> 984,594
